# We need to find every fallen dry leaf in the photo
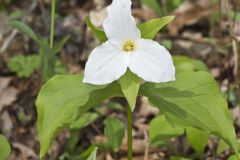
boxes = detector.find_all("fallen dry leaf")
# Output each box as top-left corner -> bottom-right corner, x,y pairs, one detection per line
11,142 -> 38,160
0,111 -> 13,137
168,1 -> 216,35
138,97 -> 159,117
0,13 -> 11,38
0,77 -> 18,112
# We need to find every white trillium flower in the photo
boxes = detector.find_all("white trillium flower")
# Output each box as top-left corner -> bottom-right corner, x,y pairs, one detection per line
83,0 -> 175,85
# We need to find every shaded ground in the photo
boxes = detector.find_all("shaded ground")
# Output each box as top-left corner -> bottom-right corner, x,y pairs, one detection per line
0,0 -> 240,159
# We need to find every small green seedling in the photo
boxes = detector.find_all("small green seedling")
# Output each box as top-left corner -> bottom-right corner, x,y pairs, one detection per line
8,0 -> 69,81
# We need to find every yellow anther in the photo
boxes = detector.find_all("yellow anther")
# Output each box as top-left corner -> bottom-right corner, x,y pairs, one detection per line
123,40 -> 135,52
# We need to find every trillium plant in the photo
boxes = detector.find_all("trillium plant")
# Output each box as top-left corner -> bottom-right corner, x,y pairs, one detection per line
36,0 -> 239,159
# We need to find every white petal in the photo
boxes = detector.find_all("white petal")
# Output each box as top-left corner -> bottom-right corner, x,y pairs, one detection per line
103,0 -> 141,47
129,39 -> 175,83
83,41 -> 130,85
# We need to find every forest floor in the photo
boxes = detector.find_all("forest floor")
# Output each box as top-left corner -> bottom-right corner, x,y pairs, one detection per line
0,0 -> 240,159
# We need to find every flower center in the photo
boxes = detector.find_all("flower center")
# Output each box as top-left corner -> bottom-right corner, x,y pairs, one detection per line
123,40 -> 135,52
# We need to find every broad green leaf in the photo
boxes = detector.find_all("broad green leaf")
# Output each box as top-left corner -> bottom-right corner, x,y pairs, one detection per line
77,146 -> 98,160
139,16 -> 175,39
118,70 -> 140,111
70,112 -> 99,130
36,74 -> 122,158
228,154 -> 240,160
186,127 -> 208,153
149,115 -> 184,144
53,35 -> 70,54
104,117 -> 125,152
140,0 -> 163,16
8,55 -> 39,78
173,56 -> 209,73
0,135 -> 11,160
9,21 -> 40,43
140,71 -> 238,154
86,16 -> 107,42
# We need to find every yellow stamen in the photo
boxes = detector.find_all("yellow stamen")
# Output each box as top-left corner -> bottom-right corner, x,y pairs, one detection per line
123,40 -> 135,52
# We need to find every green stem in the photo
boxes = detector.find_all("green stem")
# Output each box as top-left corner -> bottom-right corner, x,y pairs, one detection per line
127,105 -> 133,160
50,0 -> 56,48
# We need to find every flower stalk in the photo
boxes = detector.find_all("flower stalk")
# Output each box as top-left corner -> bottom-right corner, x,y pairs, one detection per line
127,105 -> 133,160
50,0 -> 56,48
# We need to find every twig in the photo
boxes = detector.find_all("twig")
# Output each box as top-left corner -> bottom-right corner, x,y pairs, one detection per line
227,23 -> 240,79
0,29 -> 18,53
144,131 -> 149,160
91,123 -> 102,135
233,40 -> 238,77
0,0 -> 38,53
223,0 -> 240,108
226,4 -> 240,101
219,0 -> 223,38
233,0 -> 240,28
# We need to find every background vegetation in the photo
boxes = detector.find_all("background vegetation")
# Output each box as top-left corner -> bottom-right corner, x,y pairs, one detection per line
0,0 -> 240,159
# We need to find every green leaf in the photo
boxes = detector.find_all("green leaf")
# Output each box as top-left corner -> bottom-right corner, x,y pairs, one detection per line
9,21 -> 40,43
86,16 -> 107,42
4,22 -> 56,80
173,56 -> 209,73
228,154 -> 240,160
118,70 -> 140,111
140,71 -> 238,154
140,0 -> 163,16
106,102 -> 124,111
8,9 -> 25,21
54,59 -> 67,74
70,112 -> 99,130
77,146 -> 98,160
86,147 -> 97,160
186,127 -> 208,153
53,36 -> 70,54
161,39 -> 173,50
217,140 -> 230,155
0,135 -> 11,160
149,115 -> 184,145
36,74 -> 122,158
139,16 -> 175,39
8,54 -> 65,79
38,40 -> 56,81
104,117 -> 125,152
170,156 -> 192,160
8,55 -> 39,78
166,0 -> 184,12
